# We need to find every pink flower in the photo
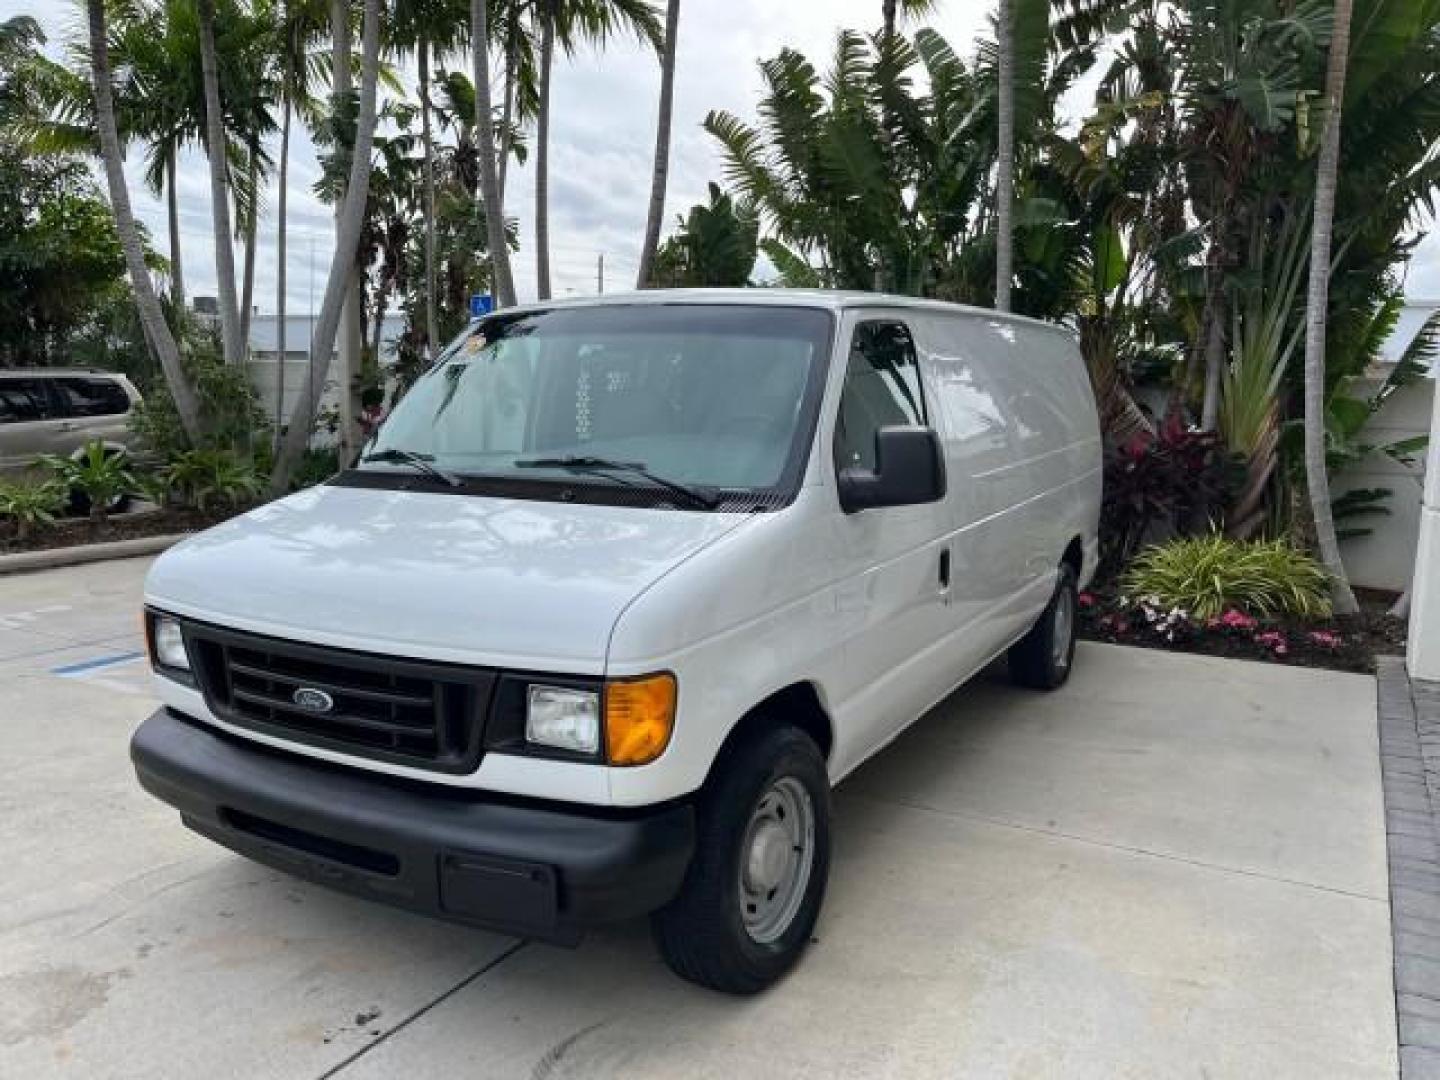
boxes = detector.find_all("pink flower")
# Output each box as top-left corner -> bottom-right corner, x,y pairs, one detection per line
1308,630 -> 1344,649
1078,591 -> 1096,609
1218,609 -> 1258,630
1253,630 -> 1289,655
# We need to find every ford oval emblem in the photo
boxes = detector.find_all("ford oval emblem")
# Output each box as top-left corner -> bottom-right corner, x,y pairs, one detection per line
292,687 -> 334,713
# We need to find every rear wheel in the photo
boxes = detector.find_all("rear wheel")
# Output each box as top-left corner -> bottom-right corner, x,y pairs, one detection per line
652,726 -> 830,994
1009,562 -> 1078,690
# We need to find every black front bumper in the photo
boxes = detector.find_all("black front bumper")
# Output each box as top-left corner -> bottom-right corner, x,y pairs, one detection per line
131,708 -> 695,944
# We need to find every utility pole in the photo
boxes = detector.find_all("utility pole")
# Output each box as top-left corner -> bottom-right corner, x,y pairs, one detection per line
597,252 -> 605,295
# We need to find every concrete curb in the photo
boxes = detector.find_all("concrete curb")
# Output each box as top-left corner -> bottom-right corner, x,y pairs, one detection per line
0,533 -> 188,576
1377,657 -> 1440,1079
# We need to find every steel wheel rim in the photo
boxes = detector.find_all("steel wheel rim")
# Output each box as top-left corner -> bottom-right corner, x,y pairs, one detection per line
738,776 -> 815,945
1053,587 -> 1075,670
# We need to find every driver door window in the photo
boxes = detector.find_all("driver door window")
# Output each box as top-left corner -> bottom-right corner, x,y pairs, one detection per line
833,320 -> 927,473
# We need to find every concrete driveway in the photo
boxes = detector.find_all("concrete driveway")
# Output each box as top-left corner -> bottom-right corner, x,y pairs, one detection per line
1,557 -> 1396,1079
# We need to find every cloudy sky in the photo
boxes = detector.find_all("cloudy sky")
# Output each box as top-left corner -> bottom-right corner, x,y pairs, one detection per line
8,0 -> 1439,315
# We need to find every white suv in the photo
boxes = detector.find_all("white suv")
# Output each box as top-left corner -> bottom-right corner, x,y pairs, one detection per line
132,292 -> 1100,993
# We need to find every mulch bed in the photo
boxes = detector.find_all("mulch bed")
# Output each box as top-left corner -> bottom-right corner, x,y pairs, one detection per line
1078,585 -> 1408,674
0,506 -> 245,555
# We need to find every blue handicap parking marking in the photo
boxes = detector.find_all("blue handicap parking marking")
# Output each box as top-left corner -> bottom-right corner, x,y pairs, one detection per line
50,651 -> 146,678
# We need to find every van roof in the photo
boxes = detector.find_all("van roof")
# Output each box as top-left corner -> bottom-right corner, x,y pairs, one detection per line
487,288 -> 1076,339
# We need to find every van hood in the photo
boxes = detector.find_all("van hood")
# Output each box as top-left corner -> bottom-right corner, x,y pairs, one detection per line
145,484 -> 751,671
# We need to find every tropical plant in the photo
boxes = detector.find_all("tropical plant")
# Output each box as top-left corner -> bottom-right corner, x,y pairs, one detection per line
1301,0 -> 1356,614
272,0 -> 383,491
130,330 -> 269,461
1100,413 -> 1237,574
389,0 -> 470,354
39,441 -> 136,525
0,477 -> 65,542
164,449 -> 265,511
635,0 -> 680,289
84,0 -> 205,445
197,0 -> 246,368
472,0 -> 517,308
530,0 -> 662,299
265,0 -> 329,448
1123,534 -> 1333,620
648,183 -> 757,287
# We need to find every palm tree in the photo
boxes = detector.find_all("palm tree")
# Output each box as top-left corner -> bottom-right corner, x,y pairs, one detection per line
880,0 -> 936,44
994,0 -> 1014,311
635,0 -> 679,288
532,0 -> 661,299
198,0 -> 246,368
85,0 -> 205,444
472,0 -> 517,306
1303,0 -> 1359,614
268,0 -> 328,448
272,0 -> 384,489
391,0 -> 468,358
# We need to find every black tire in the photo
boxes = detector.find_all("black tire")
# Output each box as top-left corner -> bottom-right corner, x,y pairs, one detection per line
652,726 -> 831,994
1008,562 -> 1079,690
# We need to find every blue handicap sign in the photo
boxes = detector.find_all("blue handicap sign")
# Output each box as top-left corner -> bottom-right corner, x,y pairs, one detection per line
470,293 -> 494,318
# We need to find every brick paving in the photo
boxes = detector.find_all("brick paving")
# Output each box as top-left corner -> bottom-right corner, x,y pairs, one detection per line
1379,657 -> 1440,1078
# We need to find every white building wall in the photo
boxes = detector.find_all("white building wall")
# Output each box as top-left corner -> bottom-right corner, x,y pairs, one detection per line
1335,377 -> 1435,593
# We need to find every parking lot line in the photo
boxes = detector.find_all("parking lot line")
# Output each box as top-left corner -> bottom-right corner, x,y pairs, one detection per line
50,651 -> 145,677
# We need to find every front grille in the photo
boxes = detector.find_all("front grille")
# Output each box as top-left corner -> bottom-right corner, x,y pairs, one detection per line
183,621 -> 495,774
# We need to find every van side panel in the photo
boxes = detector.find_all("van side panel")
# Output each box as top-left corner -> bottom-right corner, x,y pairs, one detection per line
978,320 -> 1102,587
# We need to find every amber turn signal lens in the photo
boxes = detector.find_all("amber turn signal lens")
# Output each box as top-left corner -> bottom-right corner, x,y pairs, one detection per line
604,673 -> 676,766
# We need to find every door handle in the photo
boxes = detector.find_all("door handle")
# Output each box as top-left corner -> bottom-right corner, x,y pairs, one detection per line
938,548 -> 951,591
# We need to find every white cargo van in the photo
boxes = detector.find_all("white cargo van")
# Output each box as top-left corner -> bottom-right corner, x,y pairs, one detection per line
133,291 -> 1100,993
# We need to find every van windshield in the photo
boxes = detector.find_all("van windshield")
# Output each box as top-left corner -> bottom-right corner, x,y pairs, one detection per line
364,305 -> 832,505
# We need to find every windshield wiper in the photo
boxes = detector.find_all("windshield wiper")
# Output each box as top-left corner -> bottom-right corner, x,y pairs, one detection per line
514,455 -> 721,510
360,448 -> 462,488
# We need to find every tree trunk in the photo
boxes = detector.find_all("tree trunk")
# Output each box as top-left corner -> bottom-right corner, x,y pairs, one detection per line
240,138 -> 259,348
636,0 -> 680,289
330,0 -> 364,463
275,94 -> 292,453
419,37 -> 440,359
882,0 -> 898,41
271,0 -> 383,492
994,0 -> 1015,312
86,0 -> 204,445
1200,295 -> 1224,430
197,0 -> 245,368
498,17 -> 518,201
472,0 -> 517,307
165,150 -> 185,322
1303,0 -> 1359,615
535,7 -> 554,300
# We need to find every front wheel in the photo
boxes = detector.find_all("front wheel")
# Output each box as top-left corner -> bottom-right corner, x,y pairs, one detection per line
652,726 -> 830,994
1008,562 -> 1078,690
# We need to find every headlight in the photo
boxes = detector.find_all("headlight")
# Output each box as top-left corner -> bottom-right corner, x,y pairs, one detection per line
151,616 -> 190,672
526,685 -> 600,754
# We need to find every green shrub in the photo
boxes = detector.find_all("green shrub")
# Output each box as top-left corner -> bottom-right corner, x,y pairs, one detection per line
0,478 -> 65,541
164,449 -> 264,512
290,446 -> 340,491
1122,534 -> 1332,620
38,442 -> 135,524
129,330 -> 269,459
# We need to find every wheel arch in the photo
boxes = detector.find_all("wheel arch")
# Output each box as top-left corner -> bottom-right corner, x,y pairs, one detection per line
702,681 -> 834,793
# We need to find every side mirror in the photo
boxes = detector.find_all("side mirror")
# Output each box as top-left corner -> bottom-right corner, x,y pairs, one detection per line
837,425 -> 946,513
